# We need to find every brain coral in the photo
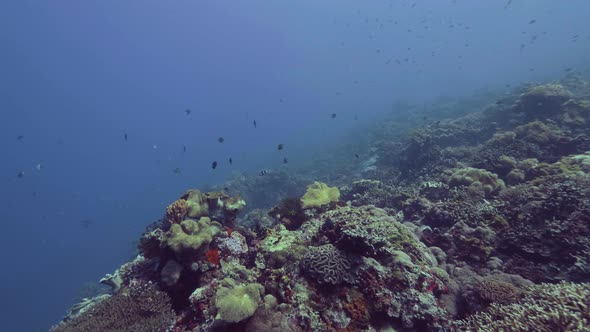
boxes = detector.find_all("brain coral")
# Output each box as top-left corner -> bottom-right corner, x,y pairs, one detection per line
300,244 -> 351,284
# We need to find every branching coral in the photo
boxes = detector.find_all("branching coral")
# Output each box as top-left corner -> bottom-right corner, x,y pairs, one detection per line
454,282 -> 590,331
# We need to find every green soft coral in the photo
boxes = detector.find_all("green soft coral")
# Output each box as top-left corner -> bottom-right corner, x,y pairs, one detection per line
215,281 -> 263,323
165,217 -> 222,258
300,181 -> 340,209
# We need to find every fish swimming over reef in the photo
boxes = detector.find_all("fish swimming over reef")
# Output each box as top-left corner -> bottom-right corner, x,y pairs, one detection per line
277,144 -> 284,150
258,169 -> 272,176
211,161 -> 218,169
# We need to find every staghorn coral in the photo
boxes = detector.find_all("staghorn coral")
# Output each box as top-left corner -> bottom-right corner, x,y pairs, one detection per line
300,244 -> 351,285
454,282 -> 590,332
166,199 -> 189,224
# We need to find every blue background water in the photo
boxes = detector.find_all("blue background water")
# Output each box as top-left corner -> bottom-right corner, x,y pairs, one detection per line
1,1 -> 589,330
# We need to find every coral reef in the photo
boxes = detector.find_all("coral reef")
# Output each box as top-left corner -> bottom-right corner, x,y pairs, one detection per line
52,76 -> 590,332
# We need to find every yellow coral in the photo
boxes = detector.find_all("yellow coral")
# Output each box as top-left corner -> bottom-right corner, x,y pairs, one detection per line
300,181 -> 340,209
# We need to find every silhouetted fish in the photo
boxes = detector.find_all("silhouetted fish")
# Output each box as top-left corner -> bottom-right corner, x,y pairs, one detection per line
278,144 -> 284,150
173,168 -> 182,174
355,154 -> 360,159
253,120 -> 257,128
183,145 -> 187,153
17,171 -> 24,178
258,169 -> 271,176
80,219 -> 93,229
229,157 -> 233,165
331,113 -> 337,119
185,109 -> 191,115
218,137 -> 224,143
16,135 -> 24,142
283,157 -> 288,164
212,161 -> 218,169
529,19 -> 536,24
124,133 -> 128,141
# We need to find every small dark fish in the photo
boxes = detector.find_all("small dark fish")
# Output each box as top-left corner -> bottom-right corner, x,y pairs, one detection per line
564,68 -> 573,72
283,157 -> 288,164
229,157 -> 233,165
423,116 -> 428,121
528,19 -> 536,24
124,133 -> 128,141
183,145 -> 187,153
331,113 -> 337,119
354,154 -> 360,159
218,137 -> 224,143
495,100 -> 504,105
504,0 -> 513,9
223,187 -> 229,192
258,169 -> 271,176
32,191 -> 37,197
173,168 -> 182,174
253,120 -> 257,128
80,219 -> 93,229
277,144 -> 284,150
16,135 -> 24,141
211,161 -> 218,169
17,171 -> 24,178
185,109 -> 191,115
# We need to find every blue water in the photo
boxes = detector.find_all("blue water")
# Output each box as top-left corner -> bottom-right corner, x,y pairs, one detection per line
2,1 -> 589,330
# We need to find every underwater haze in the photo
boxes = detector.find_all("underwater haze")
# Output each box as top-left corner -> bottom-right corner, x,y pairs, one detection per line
2,0 -> 590,331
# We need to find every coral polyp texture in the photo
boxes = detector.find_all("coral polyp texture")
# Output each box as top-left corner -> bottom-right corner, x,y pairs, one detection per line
300,244 -> 351,284
52,77 -> 590,331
